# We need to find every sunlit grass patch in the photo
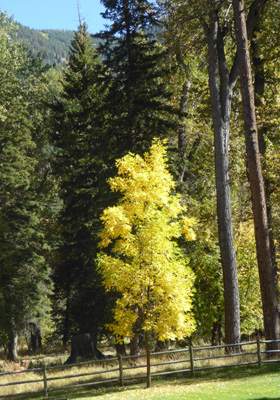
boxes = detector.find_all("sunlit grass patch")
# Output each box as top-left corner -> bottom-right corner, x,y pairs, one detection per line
74,364 -> 280,400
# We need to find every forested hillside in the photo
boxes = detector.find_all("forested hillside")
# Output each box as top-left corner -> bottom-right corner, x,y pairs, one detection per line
13,22 -> 102,67
15,23 -> 75,66
0,0 -> 280,364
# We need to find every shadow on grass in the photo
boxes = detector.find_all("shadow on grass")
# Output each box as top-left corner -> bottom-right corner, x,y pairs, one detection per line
34,380 -> 146,400
189,362 -> 280,383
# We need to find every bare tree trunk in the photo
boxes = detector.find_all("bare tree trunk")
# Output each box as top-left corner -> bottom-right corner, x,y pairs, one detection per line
199,0 -> 271,349
251,27 -> 277,272
203,9 -> 241,347
233,0 -> 280,347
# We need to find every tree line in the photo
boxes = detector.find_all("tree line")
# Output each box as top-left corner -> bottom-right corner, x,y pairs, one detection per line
0,0 -> 280,362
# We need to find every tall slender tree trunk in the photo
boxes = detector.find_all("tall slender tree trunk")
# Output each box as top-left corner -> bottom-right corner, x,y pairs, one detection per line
233,0 -> 280,347
199,0 -> 269,347
203,9 -> 241,346
251,28 -> 277,272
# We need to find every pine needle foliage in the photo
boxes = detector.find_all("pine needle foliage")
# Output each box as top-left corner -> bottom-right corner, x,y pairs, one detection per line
51,23 -> 112,343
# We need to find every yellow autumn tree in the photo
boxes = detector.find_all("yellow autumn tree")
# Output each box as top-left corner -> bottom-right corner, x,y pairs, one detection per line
98,139 -> 196,387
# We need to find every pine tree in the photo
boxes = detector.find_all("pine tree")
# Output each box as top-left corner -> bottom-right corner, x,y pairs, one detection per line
51,23 -> 112,343
95,0 -> 177,156
0,13 -> 52,360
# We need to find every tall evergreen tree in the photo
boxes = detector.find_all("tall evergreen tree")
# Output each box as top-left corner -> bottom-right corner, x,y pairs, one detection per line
95,0 -> 177,156
0,13 -> 52,360
51,23 -> 112,344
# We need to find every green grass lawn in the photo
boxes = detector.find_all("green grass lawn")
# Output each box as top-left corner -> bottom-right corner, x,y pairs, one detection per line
31,364 -> 280,400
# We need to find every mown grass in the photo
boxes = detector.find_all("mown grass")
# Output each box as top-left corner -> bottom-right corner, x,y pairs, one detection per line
23,363 -> 280,400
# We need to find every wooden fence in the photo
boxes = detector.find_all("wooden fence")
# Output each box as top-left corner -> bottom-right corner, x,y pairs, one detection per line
1,339 -> 280,398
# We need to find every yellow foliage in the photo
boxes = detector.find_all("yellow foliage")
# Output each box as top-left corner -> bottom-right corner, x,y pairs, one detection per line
98,139 -> 196,342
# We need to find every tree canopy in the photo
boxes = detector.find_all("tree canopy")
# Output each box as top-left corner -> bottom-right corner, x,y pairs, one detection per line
98,140 -> 196,386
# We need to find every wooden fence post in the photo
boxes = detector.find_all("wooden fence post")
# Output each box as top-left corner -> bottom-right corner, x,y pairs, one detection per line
257,339 -> 262,368
118,354 -> 124,387
43,365 -> 48,397
190,346 -> 195,377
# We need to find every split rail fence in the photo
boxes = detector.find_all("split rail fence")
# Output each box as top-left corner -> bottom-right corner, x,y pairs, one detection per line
1,339 -> 280,398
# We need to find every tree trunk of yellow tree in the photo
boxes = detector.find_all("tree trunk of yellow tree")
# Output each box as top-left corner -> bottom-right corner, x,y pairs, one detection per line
233,0 -> 280,349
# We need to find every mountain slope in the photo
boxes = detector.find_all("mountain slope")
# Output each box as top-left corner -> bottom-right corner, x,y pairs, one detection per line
15,22 -> 75,67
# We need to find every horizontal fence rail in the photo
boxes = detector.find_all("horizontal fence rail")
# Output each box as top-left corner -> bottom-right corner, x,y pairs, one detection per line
1,339 -> 280,398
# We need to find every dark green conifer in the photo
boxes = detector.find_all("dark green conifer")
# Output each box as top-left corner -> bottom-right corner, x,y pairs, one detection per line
51,23 -> 112,343
0,13 -> 52,360
95,0 -> 177,155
